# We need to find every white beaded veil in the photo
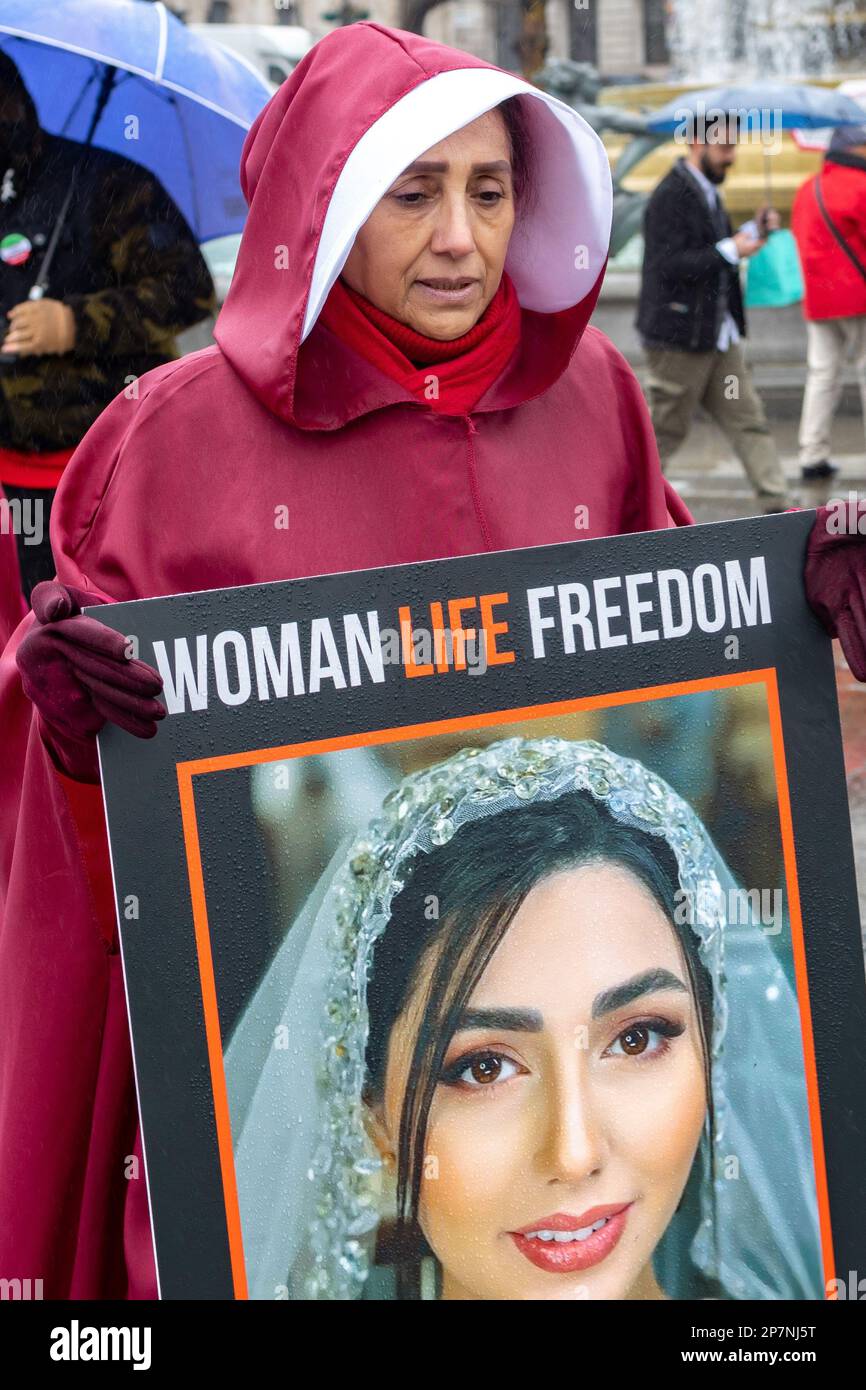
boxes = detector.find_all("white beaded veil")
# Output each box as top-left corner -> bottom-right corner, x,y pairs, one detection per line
224,737 -> 824,1300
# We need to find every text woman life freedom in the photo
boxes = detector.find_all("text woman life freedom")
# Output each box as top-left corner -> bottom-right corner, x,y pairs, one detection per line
151,556 -> 771,715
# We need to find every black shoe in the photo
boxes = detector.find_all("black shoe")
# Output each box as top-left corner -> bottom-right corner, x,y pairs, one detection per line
801,460 -> 840,481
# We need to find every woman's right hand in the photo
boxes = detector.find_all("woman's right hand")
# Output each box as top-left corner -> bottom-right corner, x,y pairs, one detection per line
16,580 -> 166,781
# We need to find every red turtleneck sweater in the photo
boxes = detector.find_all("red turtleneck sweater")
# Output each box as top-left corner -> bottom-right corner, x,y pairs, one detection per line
317,272 -> 522,415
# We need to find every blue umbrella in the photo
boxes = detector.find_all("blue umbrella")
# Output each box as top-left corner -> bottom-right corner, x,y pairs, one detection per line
645,82 -> 866,206
645,82 -> 866,135
0,0 -> 273,243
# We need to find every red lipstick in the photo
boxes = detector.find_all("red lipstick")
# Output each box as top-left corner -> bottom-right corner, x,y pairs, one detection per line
509,1204 -> 632,1275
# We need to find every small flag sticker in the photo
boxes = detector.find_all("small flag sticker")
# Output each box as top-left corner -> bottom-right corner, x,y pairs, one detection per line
0,232 -> 32,266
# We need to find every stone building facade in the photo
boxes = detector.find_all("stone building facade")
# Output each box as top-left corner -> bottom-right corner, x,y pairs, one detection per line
170,0 -> 673,80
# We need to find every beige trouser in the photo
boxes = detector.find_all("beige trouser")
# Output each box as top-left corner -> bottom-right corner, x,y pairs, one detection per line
799,316 -> 866,466
644,340 -> 789,501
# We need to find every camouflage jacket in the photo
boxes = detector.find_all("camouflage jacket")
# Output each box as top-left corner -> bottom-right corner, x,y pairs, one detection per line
0,131 -> 216,452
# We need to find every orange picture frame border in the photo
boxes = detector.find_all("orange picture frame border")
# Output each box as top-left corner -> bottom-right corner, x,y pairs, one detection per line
175,667 -> 836,1302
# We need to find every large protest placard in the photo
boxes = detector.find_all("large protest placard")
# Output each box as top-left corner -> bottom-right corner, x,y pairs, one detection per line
95,511 -> 866,1301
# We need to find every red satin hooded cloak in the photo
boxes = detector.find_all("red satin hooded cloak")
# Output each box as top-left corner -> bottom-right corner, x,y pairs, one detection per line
0,22 -> 690,1300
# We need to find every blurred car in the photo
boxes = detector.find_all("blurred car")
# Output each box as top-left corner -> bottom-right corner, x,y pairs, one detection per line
189,22 -> 313,89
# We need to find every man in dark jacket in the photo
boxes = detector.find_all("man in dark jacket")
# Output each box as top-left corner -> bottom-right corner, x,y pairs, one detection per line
637,126 -> 791,509
0,53 -> 216,598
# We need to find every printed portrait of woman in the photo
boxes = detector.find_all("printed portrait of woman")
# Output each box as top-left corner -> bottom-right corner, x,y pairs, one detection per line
225,736 -> 824,1302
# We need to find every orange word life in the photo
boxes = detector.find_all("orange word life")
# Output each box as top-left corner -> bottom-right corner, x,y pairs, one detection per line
398,591 -> 515,677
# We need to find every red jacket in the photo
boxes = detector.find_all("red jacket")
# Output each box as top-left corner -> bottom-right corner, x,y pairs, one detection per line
0,22 -> 689,1300
792,155 -> 866,321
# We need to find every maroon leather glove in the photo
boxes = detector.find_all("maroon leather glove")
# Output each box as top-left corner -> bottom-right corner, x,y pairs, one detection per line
804,504 -> 866,681
16,580 -> 166,782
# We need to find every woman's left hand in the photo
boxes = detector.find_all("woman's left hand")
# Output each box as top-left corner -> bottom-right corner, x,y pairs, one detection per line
804,504 -> 866,680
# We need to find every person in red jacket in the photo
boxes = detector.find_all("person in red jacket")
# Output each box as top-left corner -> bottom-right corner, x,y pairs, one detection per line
792,124 -> 866,482
0,23 -> 863,1301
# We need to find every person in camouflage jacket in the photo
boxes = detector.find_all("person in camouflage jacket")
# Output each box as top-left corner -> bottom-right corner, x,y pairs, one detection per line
0,52 -> 216,597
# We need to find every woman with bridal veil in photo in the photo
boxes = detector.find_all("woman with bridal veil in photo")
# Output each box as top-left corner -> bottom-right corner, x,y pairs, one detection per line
226,736 -> 824,1301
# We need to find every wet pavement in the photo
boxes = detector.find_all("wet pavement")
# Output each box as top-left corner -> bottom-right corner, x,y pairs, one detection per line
669,412 -> 866,947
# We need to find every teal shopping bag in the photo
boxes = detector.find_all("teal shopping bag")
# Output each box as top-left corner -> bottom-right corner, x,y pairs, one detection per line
744,229 -> 804,308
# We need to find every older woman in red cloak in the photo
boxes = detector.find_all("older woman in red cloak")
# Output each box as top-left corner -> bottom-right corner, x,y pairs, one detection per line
0,22 -> 860,1300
